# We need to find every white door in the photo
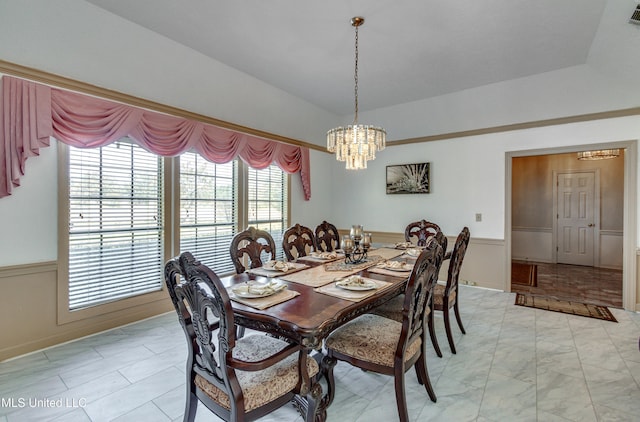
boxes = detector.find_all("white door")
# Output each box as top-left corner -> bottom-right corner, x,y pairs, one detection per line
556,172 -> 596,266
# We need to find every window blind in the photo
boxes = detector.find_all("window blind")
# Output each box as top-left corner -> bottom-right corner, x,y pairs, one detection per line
247,164 -> 288,261
180,153 -> 237,275
68,140 -> 164,310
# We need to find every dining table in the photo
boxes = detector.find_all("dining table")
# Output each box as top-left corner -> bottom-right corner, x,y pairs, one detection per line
218,246 -> 420,421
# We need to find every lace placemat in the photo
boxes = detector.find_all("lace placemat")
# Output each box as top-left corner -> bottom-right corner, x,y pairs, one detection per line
296,254 -> 343,264
368,266 -> 412,278
227,288 -> 300,310
314,277 -> 392,302
246,262 -> 309,278
277,264 -> 360,288
372,247 -> 407,260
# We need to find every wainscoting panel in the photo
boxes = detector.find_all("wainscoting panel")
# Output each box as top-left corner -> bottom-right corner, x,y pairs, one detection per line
600,230 -> 623,270
0,262 -> 173,362
511,227 -> 553,262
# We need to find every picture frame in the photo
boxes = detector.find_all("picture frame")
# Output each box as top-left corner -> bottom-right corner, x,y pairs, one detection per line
386,162 -> 430,194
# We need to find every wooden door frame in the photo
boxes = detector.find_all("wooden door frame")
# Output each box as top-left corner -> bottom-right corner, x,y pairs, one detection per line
552,169 -> 601,267
505,140 -> 637,311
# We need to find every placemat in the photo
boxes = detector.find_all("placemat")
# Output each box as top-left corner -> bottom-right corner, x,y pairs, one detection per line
314,277 -> 393,302
371,248 -> 406,260
227,287 -> 300,310
368,266 -> 412,278
246,262 -> 309,277
296,254 -> 343,264
277,264 -> 361,287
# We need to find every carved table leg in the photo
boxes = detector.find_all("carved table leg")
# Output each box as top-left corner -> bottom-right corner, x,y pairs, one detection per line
319,354 -> 338,410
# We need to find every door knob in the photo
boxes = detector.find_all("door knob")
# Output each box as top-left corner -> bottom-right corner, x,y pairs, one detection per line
588,223 -> 594,227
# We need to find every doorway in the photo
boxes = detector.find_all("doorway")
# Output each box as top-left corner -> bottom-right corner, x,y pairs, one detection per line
506,142 -> 637,311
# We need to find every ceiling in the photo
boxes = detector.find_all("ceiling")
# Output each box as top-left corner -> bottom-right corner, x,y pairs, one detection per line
84,0 -> 612,116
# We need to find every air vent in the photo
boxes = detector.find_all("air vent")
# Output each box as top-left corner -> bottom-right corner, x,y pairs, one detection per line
630,5 -> 640,25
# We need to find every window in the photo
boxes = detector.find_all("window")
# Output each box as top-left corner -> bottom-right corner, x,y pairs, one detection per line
67,139 -> 164,310
247,164 -> 288,261
180,153 -> 237,274
62,141 -> 289,315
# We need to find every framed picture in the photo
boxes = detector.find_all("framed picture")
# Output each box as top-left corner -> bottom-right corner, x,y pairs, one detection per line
386,162 -> 430,194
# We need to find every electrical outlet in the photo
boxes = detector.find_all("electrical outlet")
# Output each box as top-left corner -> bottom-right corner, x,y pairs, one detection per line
475,213 -> 482,222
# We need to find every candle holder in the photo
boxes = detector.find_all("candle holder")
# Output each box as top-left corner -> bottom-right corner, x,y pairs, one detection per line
342,225 -> 371,264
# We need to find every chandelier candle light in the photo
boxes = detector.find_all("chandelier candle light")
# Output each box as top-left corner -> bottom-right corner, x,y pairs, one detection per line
327,17 -> 386,170
341,225 -> 371,264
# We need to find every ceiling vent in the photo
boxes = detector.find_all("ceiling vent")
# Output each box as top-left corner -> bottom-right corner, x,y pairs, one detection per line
630,5 -> 640,25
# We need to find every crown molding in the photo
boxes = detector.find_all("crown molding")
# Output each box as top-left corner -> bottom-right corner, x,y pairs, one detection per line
388,107 -> 640,147
2,59 -> 638,153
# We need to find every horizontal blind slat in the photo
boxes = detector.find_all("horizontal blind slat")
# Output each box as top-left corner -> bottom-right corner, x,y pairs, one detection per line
68,139 -> 164,310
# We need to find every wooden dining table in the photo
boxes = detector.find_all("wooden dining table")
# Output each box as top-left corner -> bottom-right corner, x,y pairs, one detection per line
218,247 -> 415,421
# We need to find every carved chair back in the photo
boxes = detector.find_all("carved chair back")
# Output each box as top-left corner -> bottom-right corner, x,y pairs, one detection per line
314,221 -> 340,252
404,220 -> 441,247
282,223 -> 315,261
229,227 -> 276,273
400,232 -> 445,355
444,227 -> 470,300
164,252 -> 237,415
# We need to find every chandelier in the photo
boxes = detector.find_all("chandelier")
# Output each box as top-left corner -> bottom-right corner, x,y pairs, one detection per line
327,17 -> 386,170
577,149 -> 620,160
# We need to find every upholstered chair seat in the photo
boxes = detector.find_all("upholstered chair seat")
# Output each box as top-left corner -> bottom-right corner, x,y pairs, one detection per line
433,284 -> 456,308
370,294 -> 431,324
370,233 -> 448,358
322,235 -> 445,422
325,314 -> 422,367
433,227 -> 470,354
195,335 -> 319,412
165,252 -> 320,422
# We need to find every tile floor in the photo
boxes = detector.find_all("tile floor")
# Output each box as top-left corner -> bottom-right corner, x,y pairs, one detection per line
1,285 -> 639,422
511,262 -> 623,308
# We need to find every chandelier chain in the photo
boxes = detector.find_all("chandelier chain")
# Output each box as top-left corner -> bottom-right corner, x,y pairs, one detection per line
354,24 -> 359,124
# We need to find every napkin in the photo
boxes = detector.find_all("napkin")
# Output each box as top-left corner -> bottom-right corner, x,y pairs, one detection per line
395,242 -> 413,249
309,251 -> 338,259
264,260 -> 291,271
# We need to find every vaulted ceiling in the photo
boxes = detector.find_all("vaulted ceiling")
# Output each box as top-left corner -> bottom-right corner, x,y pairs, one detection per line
84,1 -> 638,116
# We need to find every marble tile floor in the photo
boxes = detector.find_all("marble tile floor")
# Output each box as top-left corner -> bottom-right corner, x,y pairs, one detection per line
2,285 -> 639,422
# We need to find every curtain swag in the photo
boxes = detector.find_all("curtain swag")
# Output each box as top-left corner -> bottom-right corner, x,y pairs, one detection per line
1,76 -> 311,199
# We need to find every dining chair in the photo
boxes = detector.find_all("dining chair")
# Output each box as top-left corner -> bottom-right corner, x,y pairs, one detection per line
314,221 -> 340,252
323,237 -> 445,422
434,226 -> 470,354
229,227 -> 276,274
370,231 -> 448,358
282,223 -> 316,261
404,220 -> 441,247
165,252 -> 320,422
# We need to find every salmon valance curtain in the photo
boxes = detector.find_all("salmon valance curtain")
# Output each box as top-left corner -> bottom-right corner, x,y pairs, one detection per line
0,76 -> 311,199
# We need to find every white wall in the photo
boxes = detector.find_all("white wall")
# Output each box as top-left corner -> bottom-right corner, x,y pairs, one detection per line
328,116 -> 640,240
290,149 -> 335,229
0,143 -> 58,265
